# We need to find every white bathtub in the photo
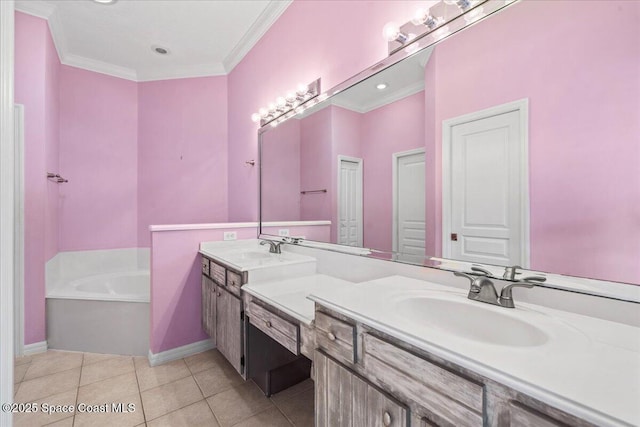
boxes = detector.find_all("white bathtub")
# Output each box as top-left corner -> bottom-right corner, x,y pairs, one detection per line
48,270 -> 150,303
46,249 -> 150,356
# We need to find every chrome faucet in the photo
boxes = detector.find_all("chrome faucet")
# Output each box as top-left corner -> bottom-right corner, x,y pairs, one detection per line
259,240 -> 282,254
454,267 -> 546,308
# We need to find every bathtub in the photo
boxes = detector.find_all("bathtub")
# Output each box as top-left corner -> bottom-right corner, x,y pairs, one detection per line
46,248 -> 150,356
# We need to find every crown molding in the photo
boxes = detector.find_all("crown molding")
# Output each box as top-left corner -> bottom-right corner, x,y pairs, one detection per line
137,62 -> 227,82
223,0 -> 292,73
63,52 -> 138,81
332,80 -> 426,114
14,0 -> 54,19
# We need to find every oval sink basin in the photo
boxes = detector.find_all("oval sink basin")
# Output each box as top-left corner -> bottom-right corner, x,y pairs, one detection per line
236,251 -> 272,260
395,296 -> 549,347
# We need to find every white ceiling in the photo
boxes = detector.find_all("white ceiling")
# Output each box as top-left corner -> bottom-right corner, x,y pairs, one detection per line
332,47 -> 433,113
15,0 -> 291,82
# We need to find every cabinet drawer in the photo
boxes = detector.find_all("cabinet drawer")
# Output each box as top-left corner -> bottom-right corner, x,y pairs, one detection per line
509,402 -> 565,427
210,261 -> 226,286
201,257 -> 210,276
226,270 -> 243,297
315,311 -> 356,365
248,302 -> 299,355
363,334 -> 483,427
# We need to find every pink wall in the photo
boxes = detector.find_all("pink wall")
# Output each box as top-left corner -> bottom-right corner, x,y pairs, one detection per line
59,66 -> 138,251
227,0 -> 426,222
361,92 -> 425,251
261,118 -> 301,222
300,106 -> 332,223
138,77 -> 229,247
150,224 -> 329,353
429,0 -> 640,283
15,12 -> 60,344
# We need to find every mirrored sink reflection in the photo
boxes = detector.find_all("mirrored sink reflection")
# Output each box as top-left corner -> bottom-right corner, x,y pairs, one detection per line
394,295 -> 549,347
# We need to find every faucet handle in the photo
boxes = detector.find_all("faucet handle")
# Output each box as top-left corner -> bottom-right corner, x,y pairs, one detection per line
471,266 -> 493,277
503,265 -> 522,280
454,271 -> 481,292
522,275 -> 547,283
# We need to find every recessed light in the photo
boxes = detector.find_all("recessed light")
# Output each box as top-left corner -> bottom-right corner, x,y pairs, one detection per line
152,45 -> 170,55
376,83 -> 388,90
93,0 -> 117,4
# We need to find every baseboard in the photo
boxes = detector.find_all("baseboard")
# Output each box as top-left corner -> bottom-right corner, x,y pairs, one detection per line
148,339 -> 214,367
23,341 -> 48,355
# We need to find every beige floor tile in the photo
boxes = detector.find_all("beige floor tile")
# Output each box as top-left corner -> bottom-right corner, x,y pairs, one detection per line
14,388 -> 77,427
140,376 -> 204,421
43,416 -> 74,426
232,407 -> 292,427
184,350 -> 226,374
136,359 -> 192,392
274,388 -> 314,427
14,363 -> 30,384
147,400 -> 219,427
14,368 -> 81,402
192,362 -> 244,398
74,392 -> 144,427
269,379 -> 313,406
77,372 -> 139,405
23,351 -> 84,381
134,356 -> 151,371
14,355 -> 33,366
80,356 -> 134,386
206,381 -> 273,427
83,352 -> 130,366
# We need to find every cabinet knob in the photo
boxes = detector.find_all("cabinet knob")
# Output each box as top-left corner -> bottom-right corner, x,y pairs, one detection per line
265,320 -> 272,328
217,292 -> 221,297
383,411 -> 392,426
327,332 -> 336,341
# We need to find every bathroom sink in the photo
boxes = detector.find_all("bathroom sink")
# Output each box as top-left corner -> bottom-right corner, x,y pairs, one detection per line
394,295 -> 549,347
231,251 -> 272,260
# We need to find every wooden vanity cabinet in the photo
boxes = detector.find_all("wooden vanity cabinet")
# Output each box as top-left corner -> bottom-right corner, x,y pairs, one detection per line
314,305 -> 597,427
315,350 -> 408,427
201,256 -> 247,377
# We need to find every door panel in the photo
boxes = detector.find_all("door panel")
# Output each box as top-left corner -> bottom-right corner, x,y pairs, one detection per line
449,110 -> 523,266
338,158 -> 363,247
216,286 -> 243,374
396,151 -> 426,263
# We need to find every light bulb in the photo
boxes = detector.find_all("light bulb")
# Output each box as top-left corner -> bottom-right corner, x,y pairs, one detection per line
383,22 -> 403,43
259,108 -> 268,118
268,103 -> 277,113
411,8 -> 427,25
296,83 -> 308,95
285,91 -> 296,102
251,113 -> 261,123
276,97 -> 287,108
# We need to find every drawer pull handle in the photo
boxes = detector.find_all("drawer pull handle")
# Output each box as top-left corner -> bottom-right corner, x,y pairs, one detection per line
327,332 -> 336,341
383,411 -> 392,426
265,320 -> 272,328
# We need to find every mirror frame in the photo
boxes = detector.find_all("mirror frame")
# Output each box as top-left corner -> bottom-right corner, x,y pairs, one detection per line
257,0 -> 640,303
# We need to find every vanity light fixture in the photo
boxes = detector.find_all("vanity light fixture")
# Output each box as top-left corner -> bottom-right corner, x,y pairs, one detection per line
383,0 -> 507,56
252,79 -> 321,126
376,83 -> 388,90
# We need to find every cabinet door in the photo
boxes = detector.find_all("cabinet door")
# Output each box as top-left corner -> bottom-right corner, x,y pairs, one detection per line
315,351 -> 407,427
216,285 -> 244,375
201,276 -> 216,343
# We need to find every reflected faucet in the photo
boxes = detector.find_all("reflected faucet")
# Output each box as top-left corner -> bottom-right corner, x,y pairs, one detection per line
260,240 -> 282,254
454,267 -> 546,308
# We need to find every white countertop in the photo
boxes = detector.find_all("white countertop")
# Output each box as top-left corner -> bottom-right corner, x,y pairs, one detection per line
243,274 -> 355,325
199,239 -> 316,272
309,275 -> 640,427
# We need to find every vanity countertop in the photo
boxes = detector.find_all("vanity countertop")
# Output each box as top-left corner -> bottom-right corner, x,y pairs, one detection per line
309,275 -> 640,427
199,239 -> 316,272
243,274 -> 355,325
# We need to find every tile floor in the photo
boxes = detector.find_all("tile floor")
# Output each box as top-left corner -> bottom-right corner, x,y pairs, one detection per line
13,349 -> 314,427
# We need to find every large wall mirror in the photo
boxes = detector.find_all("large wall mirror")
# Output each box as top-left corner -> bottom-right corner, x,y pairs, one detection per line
260,0 -> 640,299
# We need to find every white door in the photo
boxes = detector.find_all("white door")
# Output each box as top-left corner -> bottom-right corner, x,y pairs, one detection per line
394,149 -> 426,263
444,102 -> 528,267
337,156 -> 363,246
